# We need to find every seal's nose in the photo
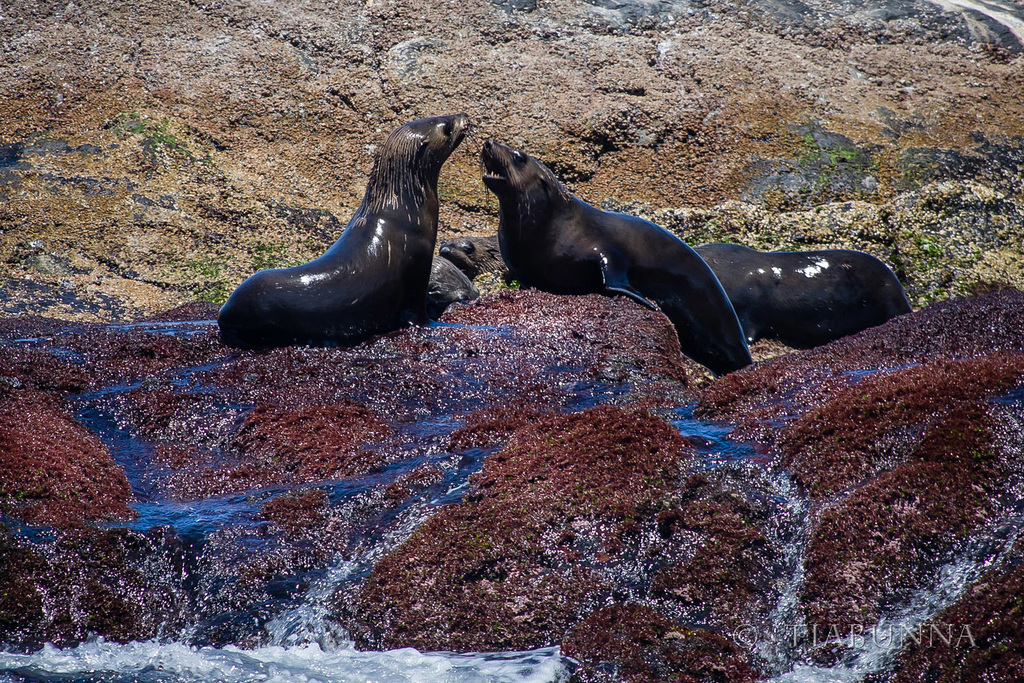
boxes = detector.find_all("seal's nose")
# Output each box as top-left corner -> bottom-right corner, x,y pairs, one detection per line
440,245 -> 451,256
483,139 -> 494,153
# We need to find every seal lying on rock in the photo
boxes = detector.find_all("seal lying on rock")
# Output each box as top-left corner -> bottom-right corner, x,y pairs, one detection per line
694,243 -> 912,348
218,114 -> 470,348
480,139 -> 752,375
427,255 -> 478,318
438,234 -> 507,280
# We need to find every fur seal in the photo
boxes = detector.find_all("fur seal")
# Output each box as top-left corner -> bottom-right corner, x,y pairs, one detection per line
427,255 -> 479,318
480,140 -> 752,375
218,114 -> 470,348
694,243 -> 912,348
438,234 -> 506,280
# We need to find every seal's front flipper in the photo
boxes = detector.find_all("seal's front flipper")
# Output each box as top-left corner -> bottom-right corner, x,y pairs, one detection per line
606,285 -> 659,310
601,258 -> 658,310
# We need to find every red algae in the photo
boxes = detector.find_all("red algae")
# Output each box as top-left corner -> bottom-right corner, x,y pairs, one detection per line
0,345 -> 91,392
204,290 -> 695,424
561,604 -> 758,683
0,315 -> 76,340
350,406 -> 692,652
447,404 -> 554,452
141,301 -> 219,322
0,524 -> 183,647
697,289 -> 1024,429
803,460 -> 994,626
149,400 -> 390,499
801,399 -> 1013,627
0,524 -> 46,635
383,463 -> 445,503
0,387 -> 134,525
651,496 -> 776,629
59,325 -> 228,386
231,401 -> 390,482
471,405 -> 690,519
350,497 -> 607,652
118,384 -> 228,440
688,291 -> 1024,654
781,354 -> 1024,498
81,290 -> 695,503
261,489 -> 329,536
441,290 -> 693,384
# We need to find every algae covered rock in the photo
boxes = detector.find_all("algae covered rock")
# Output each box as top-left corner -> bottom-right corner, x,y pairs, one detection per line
348,406 -> 693,652
0,386 -> 135,526
562,604 -> 758,682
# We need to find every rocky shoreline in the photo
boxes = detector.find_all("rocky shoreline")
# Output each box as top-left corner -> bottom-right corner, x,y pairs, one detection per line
2,288 -> 1023,680
3,0 -> 1024,680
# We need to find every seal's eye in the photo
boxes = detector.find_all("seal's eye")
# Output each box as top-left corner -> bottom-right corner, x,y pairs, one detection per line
443,119 -> 454,136
461,242 -> 475,254
512,150 -> 526,165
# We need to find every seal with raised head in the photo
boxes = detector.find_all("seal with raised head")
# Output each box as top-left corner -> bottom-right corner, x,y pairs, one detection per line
218,114 -> 470,348
480,140 -> 752,375
694,243 -> 912,348
426,255 -> 479,318
438,234 -> 506,280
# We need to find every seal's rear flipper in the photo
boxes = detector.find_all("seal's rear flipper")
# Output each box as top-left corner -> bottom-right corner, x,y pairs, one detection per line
601,259 -> 658,310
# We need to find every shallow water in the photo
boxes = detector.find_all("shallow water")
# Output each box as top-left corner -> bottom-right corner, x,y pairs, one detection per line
767,519 -> 1022,683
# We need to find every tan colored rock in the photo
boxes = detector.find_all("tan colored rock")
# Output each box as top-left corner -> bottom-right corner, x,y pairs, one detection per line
2,0 -> 1022,320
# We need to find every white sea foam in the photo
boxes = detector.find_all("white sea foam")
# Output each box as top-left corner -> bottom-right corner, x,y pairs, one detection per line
0,639 -> 568,683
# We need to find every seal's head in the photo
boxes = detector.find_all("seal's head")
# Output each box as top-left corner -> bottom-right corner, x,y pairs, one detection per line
367,113 -> 470,210
438,237 -> 479,275
438,234 -> 503,279
480,140 -> 570,212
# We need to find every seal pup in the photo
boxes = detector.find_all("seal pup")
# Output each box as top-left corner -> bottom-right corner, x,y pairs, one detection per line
218,114 -> 470,348
438,234 -> 507,280
427,255 -> 479,318
694,243 -> 912,348
480,140 -> 752,376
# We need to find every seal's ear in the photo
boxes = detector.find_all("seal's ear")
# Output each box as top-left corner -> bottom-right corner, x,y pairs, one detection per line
538,174 -> 554,196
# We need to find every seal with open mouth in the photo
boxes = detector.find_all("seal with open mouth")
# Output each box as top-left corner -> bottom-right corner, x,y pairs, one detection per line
218,114 -> 470,348
481,139 -> 751,375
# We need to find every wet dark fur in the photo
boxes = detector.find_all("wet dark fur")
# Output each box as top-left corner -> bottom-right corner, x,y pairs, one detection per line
218,114 -> 469,348
695,243 -> 912,348
438,235 -> 507,279
481,140 -> 751,375
427,255 -> 479,318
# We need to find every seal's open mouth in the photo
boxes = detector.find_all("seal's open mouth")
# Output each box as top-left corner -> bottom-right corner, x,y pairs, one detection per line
481,140 -> 510,186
